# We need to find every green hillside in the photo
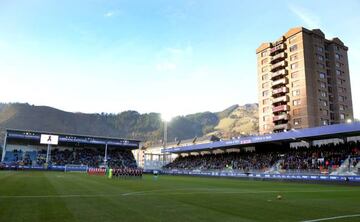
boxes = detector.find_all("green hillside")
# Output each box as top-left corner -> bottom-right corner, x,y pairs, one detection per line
0,103 -> 258,143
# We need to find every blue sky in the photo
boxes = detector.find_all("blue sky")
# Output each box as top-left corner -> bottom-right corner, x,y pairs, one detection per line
1,0 -> 359,119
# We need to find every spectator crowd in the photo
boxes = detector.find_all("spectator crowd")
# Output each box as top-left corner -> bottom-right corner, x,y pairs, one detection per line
3,148 -> 137,169
164,141 -> 360,172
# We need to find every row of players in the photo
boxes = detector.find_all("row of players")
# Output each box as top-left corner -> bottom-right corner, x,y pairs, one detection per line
87,167 -> 143,177
111,168 -> 143,178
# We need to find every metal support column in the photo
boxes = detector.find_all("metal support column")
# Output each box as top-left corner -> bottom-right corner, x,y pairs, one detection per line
46,144 -> 51,163
104,143 -> 108,166
164,121 -> 167,148
1,132 -> 7,162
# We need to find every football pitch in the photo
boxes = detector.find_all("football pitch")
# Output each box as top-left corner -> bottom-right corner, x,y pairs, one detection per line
0,171 -> 359,222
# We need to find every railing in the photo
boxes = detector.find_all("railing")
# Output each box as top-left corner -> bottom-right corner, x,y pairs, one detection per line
273,114 -> 289,122
272,105 -> 290,112
270,44 -> 285,54
270,61 -> 286,71
271,69 -> 287,79
272,95 -> 289,104
271,52 -> 286,63
273,123 -> 290,130
272,87 -> 288,96
271,78 -> 288,88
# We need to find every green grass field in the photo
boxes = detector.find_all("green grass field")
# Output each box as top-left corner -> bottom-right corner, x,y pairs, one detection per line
0,171 -> 359,222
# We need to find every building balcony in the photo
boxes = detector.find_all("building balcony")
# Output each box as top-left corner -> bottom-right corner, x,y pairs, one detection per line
273,114 -> 289,122
270,43 -> 285,55
270,52 -> 286,64
272,87 -> 289,96
270,61 -> 286,72
271,69 -> 288,80
273,123 -> 290,131
271,77 -> 288,88
272,95 -> 289,104
272,105 -> 290,113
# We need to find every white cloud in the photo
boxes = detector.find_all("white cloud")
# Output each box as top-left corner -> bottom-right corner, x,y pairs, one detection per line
104,10 -> 121,18
288,5 -> 321,29
104,11 -> 114,17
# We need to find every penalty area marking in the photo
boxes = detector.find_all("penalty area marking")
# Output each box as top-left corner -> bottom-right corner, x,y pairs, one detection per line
301,214 -> 360,222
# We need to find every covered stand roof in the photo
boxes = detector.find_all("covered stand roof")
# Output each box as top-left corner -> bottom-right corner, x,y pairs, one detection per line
5,129 -> 140,149
163,123 -> 360,154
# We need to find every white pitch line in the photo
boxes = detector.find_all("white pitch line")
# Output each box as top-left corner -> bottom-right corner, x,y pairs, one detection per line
301,214 -> 360,222
0,189 -> 358,199
122,189 -> 359,196
0,194 -> 114,199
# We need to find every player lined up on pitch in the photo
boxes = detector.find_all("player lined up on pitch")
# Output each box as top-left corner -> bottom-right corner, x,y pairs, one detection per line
88,167 -> 143,178
111,168 -> 143,179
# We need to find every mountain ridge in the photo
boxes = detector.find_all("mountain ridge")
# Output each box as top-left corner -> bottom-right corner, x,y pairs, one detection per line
0,102 -> 259,144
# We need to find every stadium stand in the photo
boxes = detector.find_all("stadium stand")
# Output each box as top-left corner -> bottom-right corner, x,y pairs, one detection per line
162,123 -> 360,179
164,141 -> 360,175
1,129 -> 140,169
3,148 -> 137,168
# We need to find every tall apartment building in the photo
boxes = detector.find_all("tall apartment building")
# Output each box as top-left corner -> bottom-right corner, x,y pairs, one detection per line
257,27 -> 353,134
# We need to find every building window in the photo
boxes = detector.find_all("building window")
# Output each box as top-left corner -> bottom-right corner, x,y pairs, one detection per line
291,71 -> 299,78
336,70 -> 341,76
339,105 -> 345,111
262,90 -> 269,97
334,45 -> 340,51
329,87 -> 333,94
336,62 -> 341,68
293,99 -> 301,106
262,82 -> 269,88
322,119 -> 329,125
292,80 -> 300,88
290,62 -> 298,70
338,96 -> 345,102
335,53 -> 341,60
337,78 -> 345,85
262,66 -> 269,73
261,51 -> 268,57
293,108 -> 301,116
289,44 -> 298,52
262,74 -> 269,81
263,115 -> 270,121
293,118 -> 302,126
340,113 -> 345,120
292,89 -> 300,96
263,98 -> 270,105
317,46 -> 324,53
320,82 -> 326,88
319,72 -> 326,79
338,87 -> 346,93
318,55 -> 324,61
322,110 -> 328,116
263,124 -> 270,130
289,36 -> 297,44
290,53 -> 298,61
263,106 -> 270,113
261,58 -> 268,65
318,63 -> 325,69
320,100 -> 328,107
320,91 -> 327,97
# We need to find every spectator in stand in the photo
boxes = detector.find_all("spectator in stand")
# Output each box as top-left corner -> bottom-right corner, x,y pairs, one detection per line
48,148 -> 137,168
164,141 -> 360,172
